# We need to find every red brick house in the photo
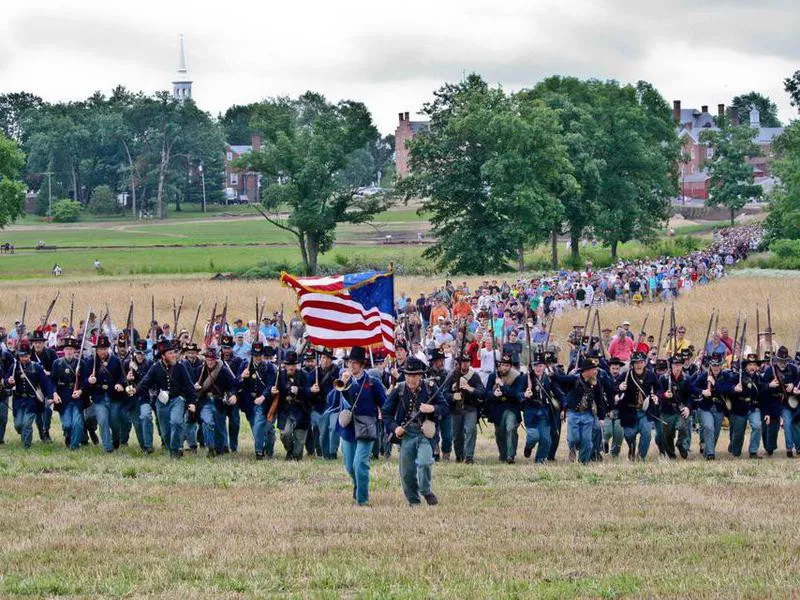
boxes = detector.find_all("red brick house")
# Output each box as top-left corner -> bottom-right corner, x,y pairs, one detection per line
394,112 -> 429,178
223,134 -> 262,203
673,100 -> 783,200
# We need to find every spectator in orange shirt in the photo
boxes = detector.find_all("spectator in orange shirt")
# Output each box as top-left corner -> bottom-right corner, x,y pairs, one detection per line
452,296 -> 472,320
430,300 -> 450,324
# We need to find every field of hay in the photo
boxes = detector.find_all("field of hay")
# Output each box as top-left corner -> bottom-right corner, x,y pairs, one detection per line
2,273 -> 799,352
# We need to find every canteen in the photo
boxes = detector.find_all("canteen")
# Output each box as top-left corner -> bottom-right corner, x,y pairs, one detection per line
157,390 -> 170,405
338,409 -> 353,427
421,419 -> 436,439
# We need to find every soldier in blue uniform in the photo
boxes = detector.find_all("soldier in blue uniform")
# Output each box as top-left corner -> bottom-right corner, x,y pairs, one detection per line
82,335 -> 124,453
217,336 -> 244,453
123,340 -> 154,453
29,330 -> 57,441
602,357 -> 625,457
6,340 -> 53,448
722,353 -> 764,458
237,342 -> 277,459
192,346 -> 238,457
451,352 -> 485,464
314,348 -> 340,460
657,355 -> 697,459
268,350 -> 310,460
427,347 -> 452,461
136,339 -> 197,458
327,346 -> 386,505
617,351 -> 658,461
761,346 -> 798,457
50,337 -> 84,450
693,352 -> 732,460
552,357 -> 607,464
522,352 -> 555,463
0,345 -> 13,444
383,356 -> 447,506
180,342 -> 203,451
485,352 -> 525,464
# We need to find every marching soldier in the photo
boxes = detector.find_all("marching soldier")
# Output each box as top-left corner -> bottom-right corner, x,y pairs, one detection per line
0,344 -> 13,444
216,336 -> 244,453
137,339 -> 197,458
29,329 -> 57,441
123,340 -> 154,453
722,353 -> 764,458
237,342 -> 277,459
693,352 -> 732,460
192,346 -> 238,457
383,356 -> 448,506
451,351 -> 485,463
308,348 -> 337,460
522,352 -> 555,463
761,346 -> 798,457
301,349 -> 324,457
329,346 -> 386,506
617,351 -> 658,461
544,351 -> 565,461
82,335 -> 124,453
657,355 -> 696,459
50,337 -> 84,450
552,357 -> 606,464
485,352 -> 524,464
180,342 -> 203,452
427,347 -> 452,461
268,350 -> 310,460
602,357 -> 624,457
6,340 -> 54,448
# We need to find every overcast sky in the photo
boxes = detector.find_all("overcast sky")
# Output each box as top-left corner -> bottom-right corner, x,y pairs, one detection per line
2,0 -> 798,135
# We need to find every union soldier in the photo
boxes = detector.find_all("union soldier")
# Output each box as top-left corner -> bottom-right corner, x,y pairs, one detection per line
237,342 -> 277,459
383,356 -> 448,506
522,352 -> 555,463
217,335 -> 244,453
617,352 -> 658,460
328,346 -> 386,505
693,352 -> 733,460
6,340 -> 54,448
722,353 -> 763,458
0,344 -> 15,444
308,347 -> 337,459
602,357 -> 625,457
29,329 -> 57,441
485,352 -> 524,464
301,349 -> 322,457
180,342 -> 203,451
761,346 -> 798,457
451,352 -> 485,463
427,347 -> 452,461
552,357 -> 607,464
82,335 -> 124,453
657,356 -> 696,459
268,350 -> 310,460
50,337 -> 84,450
123,339 -> 154,453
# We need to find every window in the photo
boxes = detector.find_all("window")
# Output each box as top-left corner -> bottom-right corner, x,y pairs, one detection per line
690,149 -> 695,160
230,173 -> 238,185
706,147 -> 714,159
226,151 -> 233,161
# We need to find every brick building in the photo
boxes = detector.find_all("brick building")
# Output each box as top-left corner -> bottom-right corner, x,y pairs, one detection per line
223,134 -> 262,203
673,100 -> 783,200
394,111 -> 429,178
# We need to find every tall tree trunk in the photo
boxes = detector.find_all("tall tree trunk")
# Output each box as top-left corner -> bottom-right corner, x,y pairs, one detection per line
306,234 -> 319,275
122,141 -> 137,218
611,240 -> 618,261
71,167 -> 78,203
551,228 -> 559,270
156,140 -> 172,219
517,242 -> 525,273
730,207 -> 735,226
298,231 -> 309,274
570,232 -> 580,262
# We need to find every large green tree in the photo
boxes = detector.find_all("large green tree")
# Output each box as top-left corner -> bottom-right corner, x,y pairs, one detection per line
701,121 -> 763,225
398,75 -> 573,274
242,92 -> 388,274
764,121 -> 800,242
731,91 -> 781,128
0,133 -> 26,228
0,92 -> 43,145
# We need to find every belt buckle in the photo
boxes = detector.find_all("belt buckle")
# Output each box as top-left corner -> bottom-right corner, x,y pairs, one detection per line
102,384 -> 109,391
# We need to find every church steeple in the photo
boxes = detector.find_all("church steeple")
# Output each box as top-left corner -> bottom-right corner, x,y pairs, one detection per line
172,34 -> 192,101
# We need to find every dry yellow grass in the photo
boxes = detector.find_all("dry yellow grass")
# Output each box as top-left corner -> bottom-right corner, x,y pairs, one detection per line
1,274 -> 797,352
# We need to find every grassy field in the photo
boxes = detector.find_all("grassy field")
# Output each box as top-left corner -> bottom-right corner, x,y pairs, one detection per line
1,418 -> 798,598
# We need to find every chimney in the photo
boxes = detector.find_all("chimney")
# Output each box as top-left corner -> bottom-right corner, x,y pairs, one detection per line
718,103 -> 725,118
701,105 -> 708,114
404,111 -> 410,121
251,134 -> 262,152
729,107 -> 740,127
398,112 -> 404,123
672,100 -> 681,123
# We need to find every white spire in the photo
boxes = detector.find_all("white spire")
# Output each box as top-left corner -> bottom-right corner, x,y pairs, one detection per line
177,33 -> 188,74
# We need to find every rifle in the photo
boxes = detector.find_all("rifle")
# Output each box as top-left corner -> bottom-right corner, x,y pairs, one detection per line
670,302 -> 678,359
638,311 -> 650,344
40,291 -> 60,328
204,302 -> 217,348
731,311 -> 741,364
756,304 -> 761,358
189,301 -> 202,344
655,307 -> 666,360
700,307 -> 715,364
20,298 -> 27,330
175,295 -> 184,333
73,308 -> 92,393
69,294 -> 75,333
544,314 -> 555,349
767,299 -> 774,354
278,302 -> 285,340
738,315 -> 747,387
594,310 -> 607,360
150,295 -> 156,345
574,304 -> 592,368
217,297 -> 229,345
124,300 -> 134,359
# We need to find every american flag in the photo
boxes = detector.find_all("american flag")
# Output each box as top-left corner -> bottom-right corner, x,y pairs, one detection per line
280,270 -> 396,354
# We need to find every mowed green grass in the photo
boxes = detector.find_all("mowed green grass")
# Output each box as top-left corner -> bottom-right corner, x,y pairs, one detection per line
0,246 -> 426,279
0,418 -> 798,599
